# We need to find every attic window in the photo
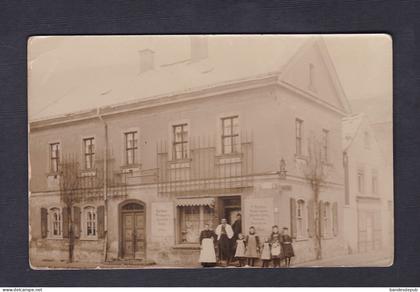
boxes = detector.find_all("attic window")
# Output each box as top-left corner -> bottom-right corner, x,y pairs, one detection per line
308,63 -> 316,92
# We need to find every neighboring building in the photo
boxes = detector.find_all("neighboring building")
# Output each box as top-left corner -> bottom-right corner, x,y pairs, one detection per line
29,36 -> 351,267
342,113 -> 393,255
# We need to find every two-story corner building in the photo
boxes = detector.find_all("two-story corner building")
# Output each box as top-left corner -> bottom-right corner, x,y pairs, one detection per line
29,36 -> 351,267
342,113 -> 394,256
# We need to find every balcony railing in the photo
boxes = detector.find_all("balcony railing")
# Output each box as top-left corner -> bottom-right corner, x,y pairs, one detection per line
156,131 -> 254,197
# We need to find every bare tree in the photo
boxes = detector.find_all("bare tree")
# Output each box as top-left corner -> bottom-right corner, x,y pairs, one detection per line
58,154 -> 82,263
59,152 -> 127,263
300,134 -> 330,260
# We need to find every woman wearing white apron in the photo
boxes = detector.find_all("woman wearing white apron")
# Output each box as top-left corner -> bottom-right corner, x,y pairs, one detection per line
199,224 -> 217,267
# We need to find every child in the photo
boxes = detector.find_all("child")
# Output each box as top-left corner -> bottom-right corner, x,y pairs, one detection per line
281,227 -> 295,267
260,237 -> 271,268
270,225 -> 282,268
245,226 -> 260,267
234,233 -> 246,267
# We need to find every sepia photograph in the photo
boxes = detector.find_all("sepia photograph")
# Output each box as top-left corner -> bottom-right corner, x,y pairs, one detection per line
28,34 -> 393,269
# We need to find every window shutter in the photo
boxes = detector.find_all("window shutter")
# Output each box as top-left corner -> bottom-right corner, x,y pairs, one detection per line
41,208 -> 48,238
62,207 -> 69,238
332,202 -> 338,236
308,200 -> 315,238
73,206 -> 81,239
319,201 -> 324,238
290,198 -> 297,239
97,205 -> 105,239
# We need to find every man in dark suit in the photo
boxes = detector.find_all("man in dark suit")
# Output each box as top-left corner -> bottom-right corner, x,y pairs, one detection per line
230,213 -> 242,264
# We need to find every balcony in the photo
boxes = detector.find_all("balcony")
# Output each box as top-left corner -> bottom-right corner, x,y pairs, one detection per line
156,132 -> 254,197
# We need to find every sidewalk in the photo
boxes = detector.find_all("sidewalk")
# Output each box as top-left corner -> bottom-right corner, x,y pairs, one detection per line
293,250 -> 393,268
31,250 -> 393,269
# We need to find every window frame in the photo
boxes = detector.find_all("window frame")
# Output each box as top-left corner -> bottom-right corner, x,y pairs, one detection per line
323,202 -> 332,238
124,131 -> 138,166
296,199 -> 307,240
82,205 -> 98,240
83,137 -> 95,170
221,116 -> 239,155
295,119 -> 303,156
177,205 -> 214,245
172,123 -> 189,160
49,142 -> 61,173
48,207 -> 63,239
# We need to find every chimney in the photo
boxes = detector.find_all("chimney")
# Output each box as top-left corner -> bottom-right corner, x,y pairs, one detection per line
190,36 -> 208,62
138,49 -> 154,74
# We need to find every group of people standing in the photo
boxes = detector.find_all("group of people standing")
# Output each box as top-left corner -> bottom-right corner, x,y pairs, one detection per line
199,213 -> 295,268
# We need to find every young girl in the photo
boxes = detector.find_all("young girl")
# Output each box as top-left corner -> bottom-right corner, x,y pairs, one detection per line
281,227 -> 295,267
260,237 -> 271,268
245,226 -> 260,267
270,225 -> 282,268
234,233 -> 246,267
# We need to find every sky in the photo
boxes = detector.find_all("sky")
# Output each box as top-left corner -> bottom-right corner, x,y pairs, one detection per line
28,34 -> 392,121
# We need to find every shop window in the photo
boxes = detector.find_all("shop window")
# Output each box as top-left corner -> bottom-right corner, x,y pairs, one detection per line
178,205 -> 214,244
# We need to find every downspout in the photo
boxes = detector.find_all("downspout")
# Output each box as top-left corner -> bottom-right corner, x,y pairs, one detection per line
343,151 -> 349,206
97,108 -> 109,262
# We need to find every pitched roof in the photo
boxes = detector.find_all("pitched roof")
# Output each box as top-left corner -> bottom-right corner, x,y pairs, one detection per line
30,36 -> 307,121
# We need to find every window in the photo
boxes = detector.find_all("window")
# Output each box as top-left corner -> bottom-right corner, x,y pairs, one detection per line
221,116 -> 239,154
372,170 -> 378,194
173,124 -> 189,160
323,202 -> 332,237
296,199 -> 306,239
178,205 -> 214,244
295,119 -> 303,156
83,206 -> 97,238
83,137 -> 95,169
124,131 -> 138,165
322,129 -> 329,162
49,207 -> 62,237
49,143 -> 60,173
364,131 -> 370,149
357,168 -> 365,194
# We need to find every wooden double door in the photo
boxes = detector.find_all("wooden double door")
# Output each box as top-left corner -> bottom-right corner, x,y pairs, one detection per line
121,202 -> 146,259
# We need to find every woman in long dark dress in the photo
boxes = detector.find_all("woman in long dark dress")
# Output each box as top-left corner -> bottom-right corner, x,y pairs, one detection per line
281,227 -> 295,267
199,224 -> 217,267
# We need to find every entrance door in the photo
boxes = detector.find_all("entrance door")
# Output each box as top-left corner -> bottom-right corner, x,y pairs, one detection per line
121,202 -> 145,259
219,196 -> 241,225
